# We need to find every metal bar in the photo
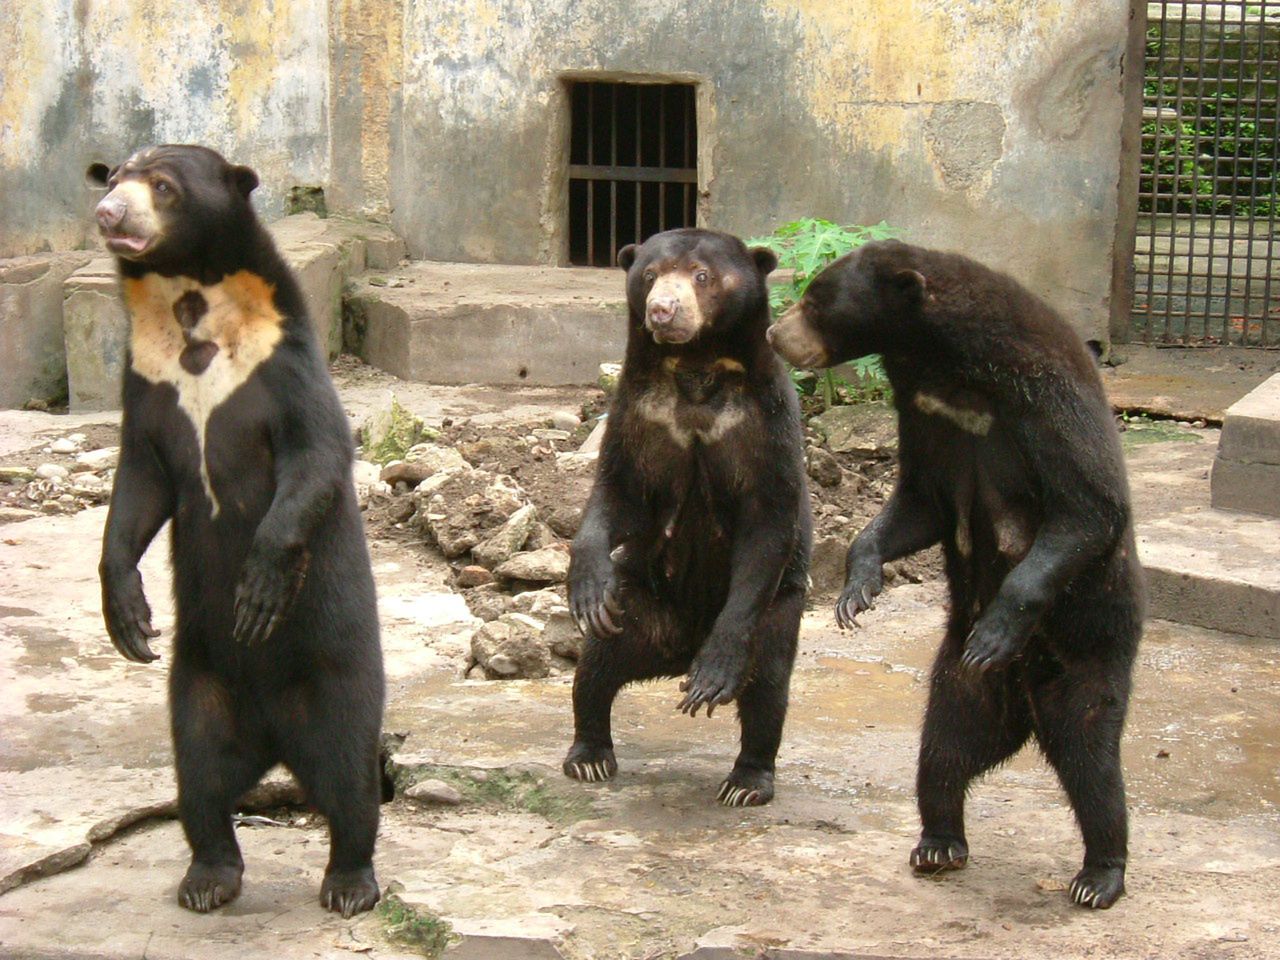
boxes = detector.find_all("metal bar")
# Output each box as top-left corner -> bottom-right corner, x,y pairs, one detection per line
658,88 -> 666,232
1142,1 -> 1170,342
586,84 -> 594,267
1230,0 -> 1253,341
568,164 -> 698,184
1179,0 -> 1210,343
1213,0 -> 1232,342
610,84 -> 617,267
1256,0 -> 1278,345
634,86 -> 642,243
1161,2 -> 1188,342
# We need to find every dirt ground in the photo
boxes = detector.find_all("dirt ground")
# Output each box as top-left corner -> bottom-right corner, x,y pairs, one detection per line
1,366 -> 1278,960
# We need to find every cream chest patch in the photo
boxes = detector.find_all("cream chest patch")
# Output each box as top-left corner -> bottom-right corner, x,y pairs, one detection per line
124,271 -> 284,518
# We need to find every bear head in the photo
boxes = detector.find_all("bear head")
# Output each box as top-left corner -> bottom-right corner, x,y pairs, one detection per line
767,239 -> 925,368
618,229 -> 777,346
86,145 -> 259,272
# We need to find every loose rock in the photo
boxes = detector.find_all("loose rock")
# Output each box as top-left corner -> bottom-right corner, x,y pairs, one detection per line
550,410 -> 582,432
456,565 -> 495,588
807,447 -> 843,488
48,438 -> 79,455
472,503 -> 539,569
469,614 -> 551,679
404,779 -> 464,806
494,546 -> 570,584
35,464 -> 69,481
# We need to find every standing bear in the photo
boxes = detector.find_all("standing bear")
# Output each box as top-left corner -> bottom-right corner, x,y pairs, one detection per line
565,228 -> 811,806
768,240 -> 1143,908
89,145 -> 384,917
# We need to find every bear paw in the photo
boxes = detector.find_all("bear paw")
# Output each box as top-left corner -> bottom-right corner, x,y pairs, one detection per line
1069,866 -> 1125,909
910,835 -> 969,873
321,867 -> 380,918
178,861 -> 242,913
563,744 -> 617,784
717,768 -> 774,807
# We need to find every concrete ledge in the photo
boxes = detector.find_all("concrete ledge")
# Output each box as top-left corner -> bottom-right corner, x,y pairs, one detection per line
0,251 -> 97,408
350,261 -> 627,385
1211,373 -> 1280,517
63,258 -> 128,412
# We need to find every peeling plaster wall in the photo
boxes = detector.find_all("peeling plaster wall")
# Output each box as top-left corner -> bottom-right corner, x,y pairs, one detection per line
3,0 -> 1131,340
392,0 -> 1130,338
0,0 -> 330,258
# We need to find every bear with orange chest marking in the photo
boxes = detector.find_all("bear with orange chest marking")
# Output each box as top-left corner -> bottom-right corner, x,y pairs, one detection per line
88,145 -> 383,917
768,239 -> 1143,909
564,228 -> 811,807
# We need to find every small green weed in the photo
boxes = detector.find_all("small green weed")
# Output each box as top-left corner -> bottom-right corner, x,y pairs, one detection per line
377,893 -> 455,957
1118,413 -> 1203,448
395,765 -> 592,825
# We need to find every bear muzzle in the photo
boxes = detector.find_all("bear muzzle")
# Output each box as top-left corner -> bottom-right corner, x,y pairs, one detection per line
767,307 -> 830,369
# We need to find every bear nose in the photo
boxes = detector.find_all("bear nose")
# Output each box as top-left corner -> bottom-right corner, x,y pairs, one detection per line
96,196 -> 126,230
647,295 -> 678,326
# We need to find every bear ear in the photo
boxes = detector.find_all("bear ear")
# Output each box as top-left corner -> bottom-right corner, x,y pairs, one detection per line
890,268 -> 926,303
229,164 -> 259,199
618,244 -> 638,271
750,246 -> 778,276
86,163 -> 112,187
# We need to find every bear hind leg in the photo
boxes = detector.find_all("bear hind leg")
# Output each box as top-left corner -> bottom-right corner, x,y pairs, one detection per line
913,643 -> 1032,874
1029,664 -> 1131,909
719,586 -> 804,807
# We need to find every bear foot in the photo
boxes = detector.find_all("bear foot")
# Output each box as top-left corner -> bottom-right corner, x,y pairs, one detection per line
910,835 -> 969,873
1069,866 -> 1125,909
717,767 -> 774,807
563,743 -> 617,784
321,866 -> 380,918
178,861 -> 242,913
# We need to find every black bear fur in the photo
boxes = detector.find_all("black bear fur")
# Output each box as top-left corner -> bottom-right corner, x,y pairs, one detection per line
564,228 -> 812,807
89,145 -> 383,917
768,239 -> 1143,908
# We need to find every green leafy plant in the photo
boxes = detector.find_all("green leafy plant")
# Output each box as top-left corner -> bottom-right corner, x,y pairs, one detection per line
377,893 -> 455,957
748,218 -> 899,410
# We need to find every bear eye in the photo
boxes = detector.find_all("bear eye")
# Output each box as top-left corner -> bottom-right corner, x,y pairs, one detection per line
694,270 -> 709,284
642,270 -> 656,283
154,180 -> 170,194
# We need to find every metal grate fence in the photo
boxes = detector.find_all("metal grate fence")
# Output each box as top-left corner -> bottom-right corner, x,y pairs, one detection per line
567,82 -> 698,267
1134,1 -> 1279,345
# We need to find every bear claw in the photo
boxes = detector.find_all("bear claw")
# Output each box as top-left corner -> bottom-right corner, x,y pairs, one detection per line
910,837 -> 969,873
1069,866 -> 1125,909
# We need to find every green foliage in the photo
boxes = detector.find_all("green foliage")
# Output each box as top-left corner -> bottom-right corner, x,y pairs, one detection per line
1140,24 -> 1276,219
747,218 -> 898,409
377,893 -> 455,957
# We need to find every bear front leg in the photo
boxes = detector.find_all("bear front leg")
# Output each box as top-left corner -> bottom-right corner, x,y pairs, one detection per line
837,479 -> 941,629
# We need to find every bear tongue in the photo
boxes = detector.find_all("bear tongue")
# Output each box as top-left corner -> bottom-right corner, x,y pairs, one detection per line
105,232 -> 150,254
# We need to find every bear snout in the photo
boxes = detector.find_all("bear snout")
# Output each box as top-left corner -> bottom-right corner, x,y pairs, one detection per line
96,196 -> 127,230
646,295 -> 679,328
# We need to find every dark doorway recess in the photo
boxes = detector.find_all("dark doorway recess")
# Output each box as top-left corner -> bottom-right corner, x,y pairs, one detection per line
567,81 -> 698,267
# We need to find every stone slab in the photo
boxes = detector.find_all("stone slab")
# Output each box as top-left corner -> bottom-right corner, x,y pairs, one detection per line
350,262 -> 627,385
62,258 -> 128,412
1210,457 -> 1280,518
1129,438 -> 1280,638
1211,373 -> 1280,517
0,251 -> 96,409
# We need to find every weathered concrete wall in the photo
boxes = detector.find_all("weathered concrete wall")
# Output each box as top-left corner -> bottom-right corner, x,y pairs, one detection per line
0,0 -> 331,259
5,0 -> 1131,342
391,0 -> 1131,340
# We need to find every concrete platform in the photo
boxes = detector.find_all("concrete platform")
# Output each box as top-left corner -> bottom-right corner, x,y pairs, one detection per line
1128,433 -> 1280,638
348,262 -> 627,386
1211,373 -> 1280,517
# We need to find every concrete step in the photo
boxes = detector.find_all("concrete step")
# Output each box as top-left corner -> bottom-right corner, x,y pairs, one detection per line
1211,372 -> 1280,517
347,261 -> 627,386
1129,436 -> 1280,639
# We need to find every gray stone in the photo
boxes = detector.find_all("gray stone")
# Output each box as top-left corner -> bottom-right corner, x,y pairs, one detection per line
1210,458 -> 1280,518
0,251 -> 95,409
48,438 -> 79,455
546,505 -> 583,539
360,396 -> 433,465
62,258 -> 128,413
381,442 -> 469,486
543,609 -> 582,661
524,520 -> 560,552
532,428 -> 571,442
404,778 -> 463,806
598,363 -> 622,394
806,447 -> 843,488
0,506 -> 41,523
0,466 -> 37,483
577,417 -> 608,457
550,410 -> 581,432
472,503 -> 538,568
419,470 -> 527,559
74,446 -> 118,470
494,547 -> 570,583
35,464 -> 68,480
462,583 -> 512,621
810,403 -> 898,456
469,615 -> 551,679
809,535 -> 849,595
507,588 -> 564,617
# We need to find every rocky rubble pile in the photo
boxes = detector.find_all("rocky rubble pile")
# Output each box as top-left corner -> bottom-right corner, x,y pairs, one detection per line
354,399 -> 604,680
0,432 -> 118,523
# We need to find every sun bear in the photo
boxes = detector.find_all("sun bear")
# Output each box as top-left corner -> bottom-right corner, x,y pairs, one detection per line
564,228 -> 811,807
768,239 -> 1142,908
89,145 -> 384,917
